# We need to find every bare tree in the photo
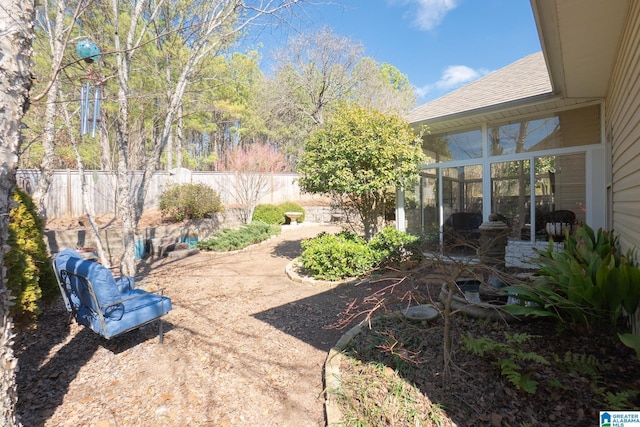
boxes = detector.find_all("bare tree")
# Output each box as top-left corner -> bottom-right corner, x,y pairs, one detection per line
109,0 -> 304,275
269,27 -> 364,127
30,0 -> 86,216
351,58 -> 417,115
0,0 -> 36,423
222,143 -> 288,223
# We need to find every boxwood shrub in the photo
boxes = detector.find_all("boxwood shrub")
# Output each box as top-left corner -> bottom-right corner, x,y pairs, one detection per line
252,204 -> 285,225
299,232 -> 375,281
299,228 -> 420,281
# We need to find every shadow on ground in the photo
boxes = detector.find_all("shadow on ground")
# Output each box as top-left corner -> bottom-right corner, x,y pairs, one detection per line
253,245 -> 428,353
15,299 -> 170,426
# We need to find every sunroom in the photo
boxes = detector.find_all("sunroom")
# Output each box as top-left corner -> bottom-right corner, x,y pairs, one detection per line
398,52 -> 608,267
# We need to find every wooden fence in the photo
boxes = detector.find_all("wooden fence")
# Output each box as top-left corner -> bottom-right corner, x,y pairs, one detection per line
17,168 -> 323,219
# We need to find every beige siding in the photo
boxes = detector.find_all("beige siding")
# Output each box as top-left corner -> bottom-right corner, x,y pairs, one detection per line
606,1 -> 640,253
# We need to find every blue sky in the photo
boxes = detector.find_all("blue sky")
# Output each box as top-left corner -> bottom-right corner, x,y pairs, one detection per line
256,0 -> 542,106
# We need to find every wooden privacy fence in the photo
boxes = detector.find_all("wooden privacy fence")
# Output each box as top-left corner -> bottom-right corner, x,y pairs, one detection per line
17,169 -> 320,219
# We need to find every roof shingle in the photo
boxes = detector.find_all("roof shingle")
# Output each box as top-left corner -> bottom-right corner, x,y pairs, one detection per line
406,52 -> 552,124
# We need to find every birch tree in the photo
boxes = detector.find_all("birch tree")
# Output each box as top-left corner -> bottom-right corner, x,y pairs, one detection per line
109,0 -> 304,275
0,0 -> 36,423
30,0 -> 86,216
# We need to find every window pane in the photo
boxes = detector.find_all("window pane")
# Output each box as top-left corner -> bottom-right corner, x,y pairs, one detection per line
531,153 -> 585,240
423,129 -> 482,162
491,160 -> 531,239
442,165 -> 483,248
406,169 -> 439,244
489,105 -> 601,156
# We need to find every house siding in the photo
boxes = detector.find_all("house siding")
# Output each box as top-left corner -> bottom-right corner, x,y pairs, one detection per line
606,0 -> 640,254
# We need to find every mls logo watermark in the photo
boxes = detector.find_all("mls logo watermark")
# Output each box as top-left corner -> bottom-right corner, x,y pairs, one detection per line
601,411 -> 640,427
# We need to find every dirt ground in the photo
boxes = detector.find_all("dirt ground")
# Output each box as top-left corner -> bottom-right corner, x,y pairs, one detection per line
15,222 -> 422,427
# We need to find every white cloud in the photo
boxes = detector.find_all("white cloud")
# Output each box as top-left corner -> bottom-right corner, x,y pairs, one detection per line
389,0 -> 459,31
415,65 -> 491,99
435,65 -> 485,89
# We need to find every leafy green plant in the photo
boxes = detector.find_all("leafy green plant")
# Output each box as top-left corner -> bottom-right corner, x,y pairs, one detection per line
552,351 -> 608,380
6,189 -> 58,326
298,104 -> 425,240
619,332 -> 640,359
502,224 -> 640,329
299,232 -> 375,281
600,390 -> 640,410
299,228 -> 421,281
278,201 -> 305,224
462,332 -> 549,394
368,226 -> 420,265
158,183 -> 224,222
252,204 -> 285,225
197,222 -> 280,252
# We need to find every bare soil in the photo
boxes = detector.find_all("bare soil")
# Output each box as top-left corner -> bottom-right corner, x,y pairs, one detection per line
15,223 -> 424,426
14,219 -> 640,426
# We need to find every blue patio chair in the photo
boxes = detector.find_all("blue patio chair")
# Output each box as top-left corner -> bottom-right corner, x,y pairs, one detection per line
53,248 -> 172,343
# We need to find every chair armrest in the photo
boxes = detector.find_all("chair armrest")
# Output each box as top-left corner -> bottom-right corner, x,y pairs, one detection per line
100,288 -> 167,310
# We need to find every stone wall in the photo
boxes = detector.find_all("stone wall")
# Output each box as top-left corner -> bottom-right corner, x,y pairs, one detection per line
46,206 -> 335,264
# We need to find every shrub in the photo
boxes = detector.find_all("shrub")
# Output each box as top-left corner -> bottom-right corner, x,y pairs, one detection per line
299,228 -> 422,281
197,222 -> 280,252
278,202 -> 305,224
6,189 -> 58,326
368,227 -> 420,265
300,232 -> 375,281
252,204 -> 285,225
158,183 -> 224,222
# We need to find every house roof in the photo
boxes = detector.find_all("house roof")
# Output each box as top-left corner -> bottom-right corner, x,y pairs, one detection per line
406,0 -> 626,133
406,52 -> 553,127
531,0 -> 629,98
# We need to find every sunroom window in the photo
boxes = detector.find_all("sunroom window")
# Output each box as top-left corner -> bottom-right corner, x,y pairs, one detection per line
488,105 -> 601,156
422,128 -> 482,162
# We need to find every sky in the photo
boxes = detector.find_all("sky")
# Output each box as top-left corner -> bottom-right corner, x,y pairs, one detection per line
254,0 -> 542,106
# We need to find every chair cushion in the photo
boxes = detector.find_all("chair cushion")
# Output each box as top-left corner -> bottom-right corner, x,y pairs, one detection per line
55,248 -> 122,306
78,290 -> 172,338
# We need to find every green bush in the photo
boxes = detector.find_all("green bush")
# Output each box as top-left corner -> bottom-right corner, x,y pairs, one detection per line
278,202 -> 305,224
252,204 -> 285,225
197,222 -> 280,252
158,183 -> 224,222
6,189 -> 58,326
300,232 -> 375,281
368,226 -> 420,265
299,228 -> 422,281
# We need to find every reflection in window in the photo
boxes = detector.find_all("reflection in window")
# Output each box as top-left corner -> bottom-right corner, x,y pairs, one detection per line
491,160 -> 531,238
442,165 -> 483,216
405,170 -> 439,243
521,154 -> 585,241
489,105 -> 601,156
534,153 -> 585,223
423,129 -> 482,162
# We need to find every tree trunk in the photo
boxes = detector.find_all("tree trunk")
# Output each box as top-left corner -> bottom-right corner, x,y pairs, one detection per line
0,0 -> 35,424
31,0 -> 66,216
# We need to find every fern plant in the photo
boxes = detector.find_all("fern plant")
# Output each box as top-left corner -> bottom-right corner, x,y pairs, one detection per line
463,332 -> 549,394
